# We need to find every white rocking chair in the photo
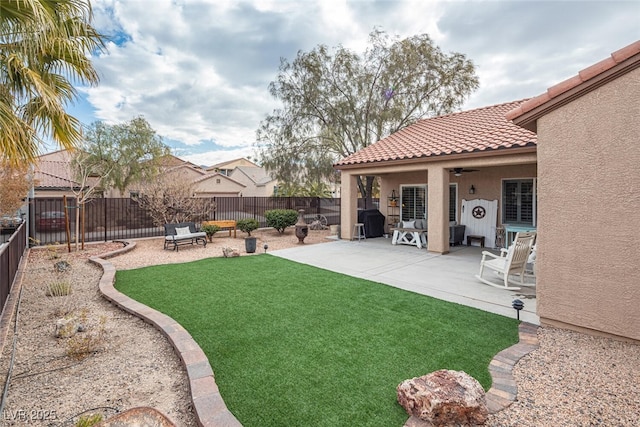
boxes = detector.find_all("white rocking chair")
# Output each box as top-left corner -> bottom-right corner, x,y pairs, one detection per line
475,231 -> 536,290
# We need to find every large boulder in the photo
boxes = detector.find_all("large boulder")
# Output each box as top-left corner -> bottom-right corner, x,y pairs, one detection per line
397,369 -> 488,426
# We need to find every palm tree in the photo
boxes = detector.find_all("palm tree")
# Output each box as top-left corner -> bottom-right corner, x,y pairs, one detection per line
0,0 -> 105,166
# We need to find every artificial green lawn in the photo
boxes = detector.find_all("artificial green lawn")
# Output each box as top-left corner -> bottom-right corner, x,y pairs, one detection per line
115,255 -> 518,426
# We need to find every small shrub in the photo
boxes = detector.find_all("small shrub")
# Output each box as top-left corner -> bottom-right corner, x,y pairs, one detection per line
264,209 -> 298,234
200,224 -> 221,241
46,281 -> 72,296
46,244 -> 60,259
75,414 -> 103,427
236,218 -> 259,236
66,315 -> 107,360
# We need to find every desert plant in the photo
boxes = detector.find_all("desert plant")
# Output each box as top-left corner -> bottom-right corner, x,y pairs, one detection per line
265,209 -> 298,234
236,219 -> 259,236
46,281 -> 72,297
66,315 -> 107,360
200,223 -> 221,241
46,244 -> 60,259
75,414 -> 103,427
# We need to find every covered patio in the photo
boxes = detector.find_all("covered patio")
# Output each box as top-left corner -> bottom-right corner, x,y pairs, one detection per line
272,237 -> 538,324
336,99 -> 537,255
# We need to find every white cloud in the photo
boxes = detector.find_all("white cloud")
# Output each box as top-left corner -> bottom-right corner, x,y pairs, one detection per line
74,0 -> 639,166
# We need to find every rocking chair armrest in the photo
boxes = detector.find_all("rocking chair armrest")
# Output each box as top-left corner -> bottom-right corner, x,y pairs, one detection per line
480,250 -> 501,261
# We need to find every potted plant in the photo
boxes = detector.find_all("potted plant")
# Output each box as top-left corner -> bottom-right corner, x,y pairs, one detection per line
236,218 -> 259,253
200,223 -> 221,242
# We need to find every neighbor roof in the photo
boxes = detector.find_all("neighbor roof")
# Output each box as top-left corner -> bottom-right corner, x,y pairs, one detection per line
507,40 -> 640,131
230,166 -> 275,186
35,160 -> 81,189
336,99 -> 537,167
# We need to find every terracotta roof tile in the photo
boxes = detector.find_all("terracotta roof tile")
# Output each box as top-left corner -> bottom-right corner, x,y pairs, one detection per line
35,160 -> 80,188
506,40 -> 640,121
336,99 -> 536,167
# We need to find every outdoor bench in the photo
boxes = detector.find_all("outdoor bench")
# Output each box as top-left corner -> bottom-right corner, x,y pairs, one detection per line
163,222 -> 207,251
390,219 -> 428,249
202,219 -> 237,238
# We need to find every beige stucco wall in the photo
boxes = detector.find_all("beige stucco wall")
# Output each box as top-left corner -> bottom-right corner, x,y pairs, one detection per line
228,171 -> 277,197
535,68 -> 640,341
382,164 -> 537,226
339,150 -> 537,252
194,176 -> 244,196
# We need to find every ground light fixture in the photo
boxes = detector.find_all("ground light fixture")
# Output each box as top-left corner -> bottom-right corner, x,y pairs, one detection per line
263,243 -> 268,253
512,299 -> 524,320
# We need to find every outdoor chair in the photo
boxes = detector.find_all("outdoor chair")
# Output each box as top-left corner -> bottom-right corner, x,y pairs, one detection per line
475,231 -> 536,290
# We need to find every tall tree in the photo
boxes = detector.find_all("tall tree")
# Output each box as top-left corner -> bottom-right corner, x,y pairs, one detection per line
68,149 -> 110,250
0,0 -> 105,166
256,29 -> 479,200
84,117 -> 170,196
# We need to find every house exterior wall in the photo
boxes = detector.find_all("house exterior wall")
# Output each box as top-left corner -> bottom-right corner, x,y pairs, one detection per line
536,68 -> 640,341
382,164 -> 537,225
228,173 -> 276,197
341,151 -> 536,250
193,177 -> 244,196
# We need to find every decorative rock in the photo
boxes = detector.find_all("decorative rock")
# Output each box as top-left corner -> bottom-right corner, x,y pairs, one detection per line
222,247 -> 240,257
397,369 -> 488,426
55,316 -> 79,338
54,260 -> 72,272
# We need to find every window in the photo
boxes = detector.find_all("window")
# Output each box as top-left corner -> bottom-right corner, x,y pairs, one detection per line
401,186 -> 426,221
502,179 -> 536,225
449,184 -> 457,222
400,184 -> 457,222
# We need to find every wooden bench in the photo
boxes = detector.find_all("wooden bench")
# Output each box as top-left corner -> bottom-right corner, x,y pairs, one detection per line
163,222 -> 207,251
202,220 -> 237,238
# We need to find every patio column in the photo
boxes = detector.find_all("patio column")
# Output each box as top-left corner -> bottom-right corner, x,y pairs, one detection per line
340,172 -> 358,240
427,166 -> 450,254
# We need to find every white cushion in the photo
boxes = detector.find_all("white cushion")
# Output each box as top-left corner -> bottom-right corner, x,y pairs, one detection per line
528,244 -> 537,263
402,220 -> 415,229
175,226 -> 191,235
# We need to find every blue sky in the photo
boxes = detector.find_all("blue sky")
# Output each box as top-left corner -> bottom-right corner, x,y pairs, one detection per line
65,0 -> 639,167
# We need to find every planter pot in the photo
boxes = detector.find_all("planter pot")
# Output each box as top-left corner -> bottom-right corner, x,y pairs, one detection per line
245,236 -> 257,253
329,224 -> 339,235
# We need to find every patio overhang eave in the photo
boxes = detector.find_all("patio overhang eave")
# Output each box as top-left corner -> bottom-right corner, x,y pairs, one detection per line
334,145 -> 537,173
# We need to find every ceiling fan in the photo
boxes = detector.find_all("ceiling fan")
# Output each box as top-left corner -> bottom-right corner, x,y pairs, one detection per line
449,168 -> 479,177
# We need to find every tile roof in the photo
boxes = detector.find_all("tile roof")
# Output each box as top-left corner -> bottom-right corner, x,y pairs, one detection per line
506,40 -> 640,124
35,160 -> 81,189
336,99 -> 537,167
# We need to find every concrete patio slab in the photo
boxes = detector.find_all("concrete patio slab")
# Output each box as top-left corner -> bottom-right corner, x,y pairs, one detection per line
271,237 -> 539,324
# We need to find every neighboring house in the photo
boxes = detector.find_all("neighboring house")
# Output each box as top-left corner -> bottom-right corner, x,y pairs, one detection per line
33,150 -> 89,197
33,152 -> 248,198
335,99 -> 537,254
506,41 -> 640,341
206,158 -> 260,175
190,172 -> 246,197
228,166 -> 277,197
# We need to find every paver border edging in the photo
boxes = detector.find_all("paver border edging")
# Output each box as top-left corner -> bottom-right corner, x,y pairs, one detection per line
89,241 -> 242,427
485,322 -> 540,414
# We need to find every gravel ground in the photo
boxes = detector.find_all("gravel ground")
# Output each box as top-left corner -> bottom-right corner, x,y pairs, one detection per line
2,227 -> 638,426
487,327 -> 640,426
